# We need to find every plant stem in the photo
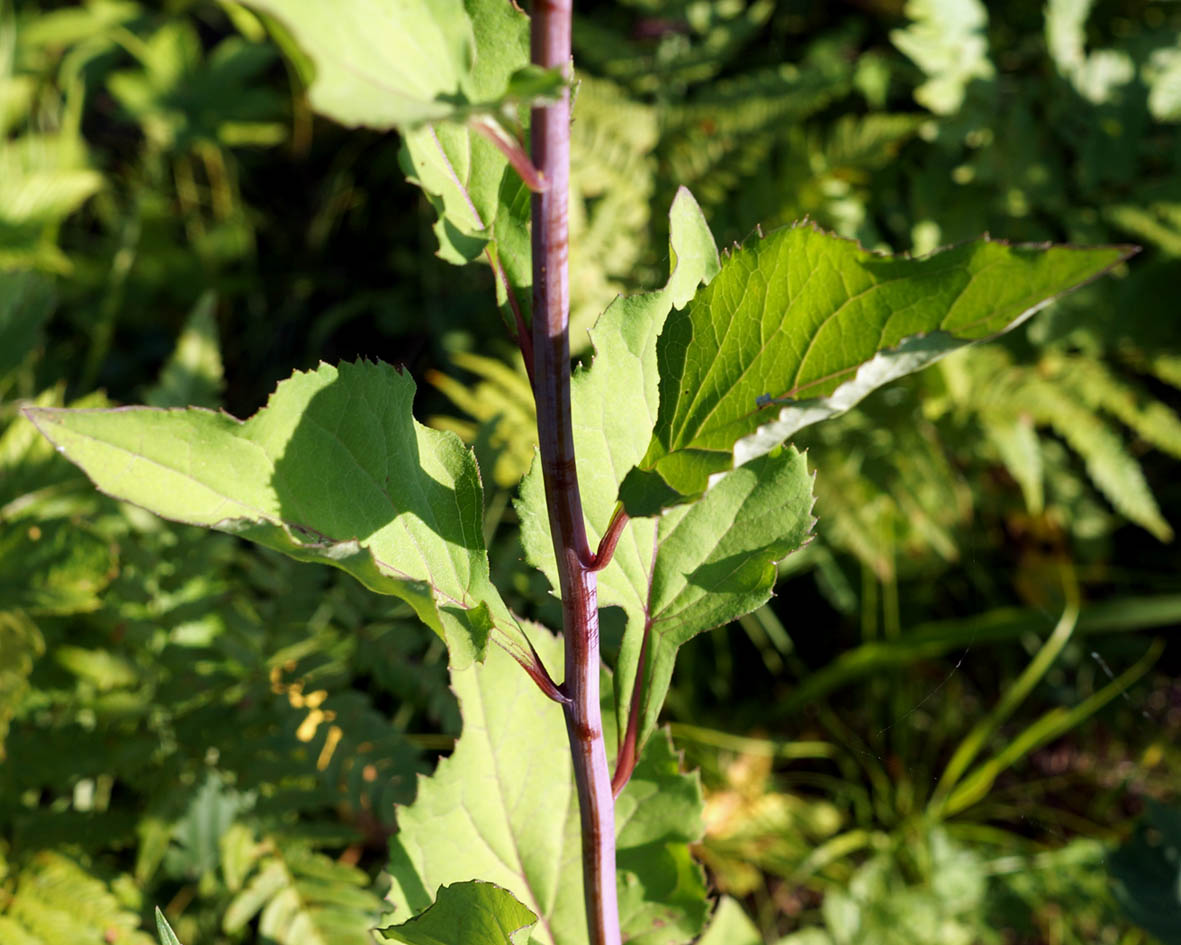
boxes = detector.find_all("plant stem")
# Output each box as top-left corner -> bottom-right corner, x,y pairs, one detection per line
530,3 -> 621,944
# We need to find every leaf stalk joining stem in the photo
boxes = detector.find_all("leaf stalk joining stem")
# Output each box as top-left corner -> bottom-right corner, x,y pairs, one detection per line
530,2 -> 621,943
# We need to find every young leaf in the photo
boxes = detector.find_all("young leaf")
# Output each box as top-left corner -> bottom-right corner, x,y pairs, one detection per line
619,225 -> 1134,517
385,626 -> 708,945
379,881 -> 537,945
24,360 -> 525,668
520,190 -> 815,752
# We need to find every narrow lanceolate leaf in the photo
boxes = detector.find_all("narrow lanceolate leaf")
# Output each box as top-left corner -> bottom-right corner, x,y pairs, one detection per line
385,628 -> 708,945
519,188 -> 814,752
241,0 -> 561,129
619,225 -> 1135,516
379,881 -> 537,945
24,360 -> 523,668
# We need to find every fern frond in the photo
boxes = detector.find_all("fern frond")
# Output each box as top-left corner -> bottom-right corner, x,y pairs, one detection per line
1021,379 -> 1172,541
427,352 -> 537,489
1048,352 -> 1181,458
0,850 -> 153,945
223,836 -> 383,945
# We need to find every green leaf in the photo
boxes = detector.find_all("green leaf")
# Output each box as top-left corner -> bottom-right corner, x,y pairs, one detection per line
891,0 -> 994,114
619,225 -> 1133,517
397,0 -> 542,296
1110,801 -> 1181,945
379,881 -> 537,945
0,271 -> 55,377
243,0 -> 561,129
145,291 -> 224,409
155,907 -> 184,945
520,190 -> 814,751
696,898 -> 762,945
385,626 -> 708,945
24,360 -> 525,668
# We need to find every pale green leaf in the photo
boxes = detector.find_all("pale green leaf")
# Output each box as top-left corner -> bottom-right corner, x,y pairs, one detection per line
241,0 -> 471,128
891,0 -> 994,114
155,907 -> 184,945
619,225 -> 1132,516
379,881 -> 537,945
385,627 -> 708,945
24,360 -> 526,667
696,897 -> 762,945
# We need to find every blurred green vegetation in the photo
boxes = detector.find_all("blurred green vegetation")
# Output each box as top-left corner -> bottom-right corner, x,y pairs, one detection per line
1,0 -> 1179,943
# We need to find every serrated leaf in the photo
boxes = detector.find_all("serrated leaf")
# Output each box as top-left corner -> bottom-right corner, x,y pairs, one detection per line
240,0 -> 471,128
379,881 -> 537,945
619,225 -> 1133,517
385,627 -> 708,945
24,360 -> 527,667
396,0 -> 542,305
520,190 -> 814,751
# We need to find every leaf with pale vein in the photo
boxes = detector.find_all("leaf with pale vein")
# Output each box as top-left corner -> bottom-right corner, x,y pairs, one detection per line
385,626 -> 707,945
619,224 -> 1134,516
24,360 -> 520,667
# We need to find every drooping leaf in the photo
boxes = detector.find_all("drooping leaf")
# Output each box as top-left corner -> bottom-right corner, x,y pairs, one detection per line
520,190 -> 815,751
379,881 -> 537,945
619,224 -> 1133,517
385,626 -> 708,945
24,360 -> 526,667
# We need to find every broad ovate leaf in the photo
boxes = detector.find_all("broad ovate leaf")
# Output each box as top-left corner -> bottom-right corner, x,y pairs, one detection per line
619,225 -> 1134,516
520,188 -> 814,753
242,0 -> 559,129
379,881 -> 537,945
385,627 -> 708,945
24,360 -> 523,668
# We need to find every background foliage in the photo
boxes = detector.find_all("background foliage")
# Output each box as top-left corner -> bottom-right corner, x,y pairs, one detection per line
1,0 -> 1179,943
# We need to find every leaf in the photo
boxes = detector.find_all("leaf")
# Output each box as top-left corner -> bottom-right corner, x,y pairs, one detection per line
145,291 -> 224,408
619,224 -> 1133,517
0,271 -> 55,377
385,626 -> 708,945
243,0 -> 561,130
155,908 -> 184,945
224,839 -> 385,944
379,881 -> 537,945
24,360 -> 527,668
520,190 -> 813,750
1109,801 -> 1181,945
0,850 -> 154,945
396,0 -> 541,302
696,898 -> 762,945
891,0 -> 994,114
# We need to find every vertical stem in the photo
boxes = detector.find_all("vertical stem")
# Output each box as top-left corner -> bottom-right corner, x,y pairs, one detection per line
530,3 -> 621,945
